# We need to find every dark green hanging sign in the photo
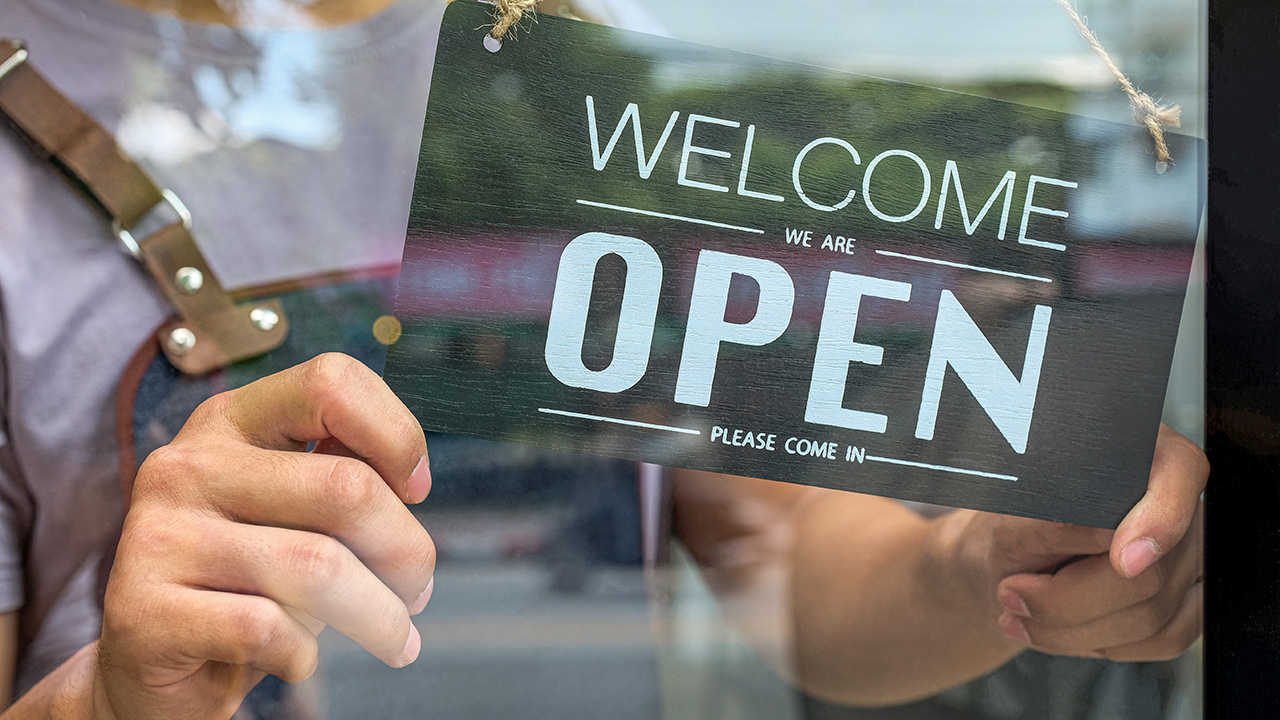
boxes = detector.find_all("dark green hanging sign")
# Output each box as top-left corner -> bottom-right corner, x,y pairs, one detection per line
385,1 -> 1204,527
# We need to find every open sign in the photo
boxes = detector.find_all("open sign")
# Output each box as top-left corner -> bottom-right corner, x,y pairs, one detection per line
545,234 -> 1050,455
385,3 -> 1204,527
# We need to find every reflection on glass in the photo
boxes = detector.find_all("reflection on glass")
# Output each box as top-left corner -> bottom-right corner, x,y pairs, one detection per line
385,1 -> 1206,719
33,0 -> 1203,718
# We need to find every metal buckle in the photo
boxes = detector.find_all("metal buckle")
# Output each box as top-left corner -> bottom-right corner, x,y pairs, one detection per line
113,188 -> 192,258
0,39 -> 28,82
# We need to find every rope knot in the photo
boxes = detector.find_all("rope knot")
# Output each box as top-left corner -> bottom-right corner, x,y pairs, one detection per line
1131,92 -> 1182,131
1055,0 -> 1182,167
491,0 -> 540,42
1130,92 -> 1181,166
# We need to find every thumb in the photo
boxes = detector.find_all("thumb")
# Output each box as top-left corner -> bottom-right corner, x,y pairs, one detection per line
1110,424 -> 1208,578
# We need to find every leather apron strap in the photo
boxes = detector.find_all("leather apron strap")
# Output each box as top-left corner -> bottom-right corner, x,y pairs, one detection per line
0,38 -> 288,375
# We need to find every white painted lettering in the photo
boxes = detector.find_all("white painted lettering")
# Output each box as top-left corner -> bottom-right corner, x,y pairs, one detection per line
678,114 -> 741,193
915,290 -> 1052,454
737,124 -> 785,202
934,161 -> 1016,239
862,149 -> 932,223
675,250 -> 795,407
785,228 -> 812,246
545,233 -> 662,393
805,272 -> 913,433
1017,174 -> 1078,251
585,96 -> 680,180
792,137 -> 861,212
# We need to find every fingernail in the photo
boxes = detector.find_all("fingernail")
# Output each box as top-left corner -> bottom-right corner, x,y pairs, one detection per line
410,577 -> 434,615
1120,538 -> 1160,578
998,587 -> 1031,618
408,455 -> 431,504
400,623 -> 421,666
998,612 -> 1032,645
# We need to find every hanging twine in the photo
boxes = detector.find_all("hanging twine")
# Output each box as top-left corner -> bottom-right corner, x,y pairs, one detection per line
459,0 -> 1180,164
446,0 -> 540,42
1053,0 -> 1181,167
491,0 -> 540,40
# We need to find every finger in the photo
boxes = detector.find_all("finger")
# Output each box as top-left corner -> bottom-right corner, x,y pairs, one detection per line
178,520 -> 422,668
997,554 -> 1163,627
998,517 -> 1202,624
198,353 -> 430,504
284,606 -> 327,636
1111,425 -> 1208,578
313,436 -> 432,506
131,588 -> 320,684
141,445 -> 436,607
987,516 -> 1114,575
999,569 -> 1194,655
1100,579 -> 1204,662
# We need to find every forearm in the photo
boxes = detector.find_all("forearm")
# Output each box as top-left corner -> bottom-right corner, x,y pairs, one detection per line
787,496 -> 1022,706
673,471 -> 1022,707
4,643 -> 103,720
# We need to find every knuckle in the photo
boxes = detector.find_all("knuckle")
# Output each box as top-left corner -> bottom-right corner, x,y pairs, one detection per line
283,639 -> 321,684
1132,562 -> 1166,602
419,531 -> 437,577
319,457 -> 381,521
117,511 -> 187,564
1171,614 -> 1204,654
303,353 -> 364,403
1024,627 -> 1069,655
393,417 -> 427,458
1149,636 -> 1192,661
135,445 -> 200,502
1162,427 -> 1211,484
375,604 -> 410,650
1033,602 -> 1079,629
285,535 -> 347,588
1138,623 -> 1200,662
1132,600 -> 1169,639
232,601 -> 287,665
189,391 -> 233,427
401,530 -> 438,592
1183,438 -> 1211,477
103,584 -> 172,645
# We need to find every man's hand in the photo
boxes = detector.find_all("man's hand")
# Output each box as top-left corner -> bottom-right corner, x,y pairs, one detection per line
93,353 -> 435,720
986,424 -> 1207,660
676,424 -> 1207,707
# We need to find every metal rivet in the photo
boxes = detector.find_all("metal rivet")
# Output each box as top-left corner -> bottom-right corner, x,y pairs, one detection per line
250,307 -> 280,332
483,34 -> 502,53
174,266 -> 204,295
166,327 -> 197,357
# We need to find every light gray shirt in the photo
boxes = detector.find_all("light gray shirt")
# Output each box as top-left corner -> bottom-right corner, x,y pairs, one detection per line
0,0 -> 445,694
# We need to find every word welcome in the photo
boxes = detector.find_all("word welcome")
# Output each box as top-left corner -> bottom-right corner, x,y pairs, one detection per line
585,96 -> 1079,252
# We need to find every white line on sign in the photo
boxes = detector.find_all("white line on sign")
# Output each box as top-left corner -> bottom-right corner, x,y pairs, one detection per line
538,408 -> 703,436
865,454 -> 1019,482
875,250 -> 1054,284
576,199 -> 765,235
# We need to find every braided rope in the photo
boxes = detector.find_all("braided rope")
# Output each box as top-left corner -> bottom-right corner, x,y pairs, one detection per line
1054,0 -> 1181,166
